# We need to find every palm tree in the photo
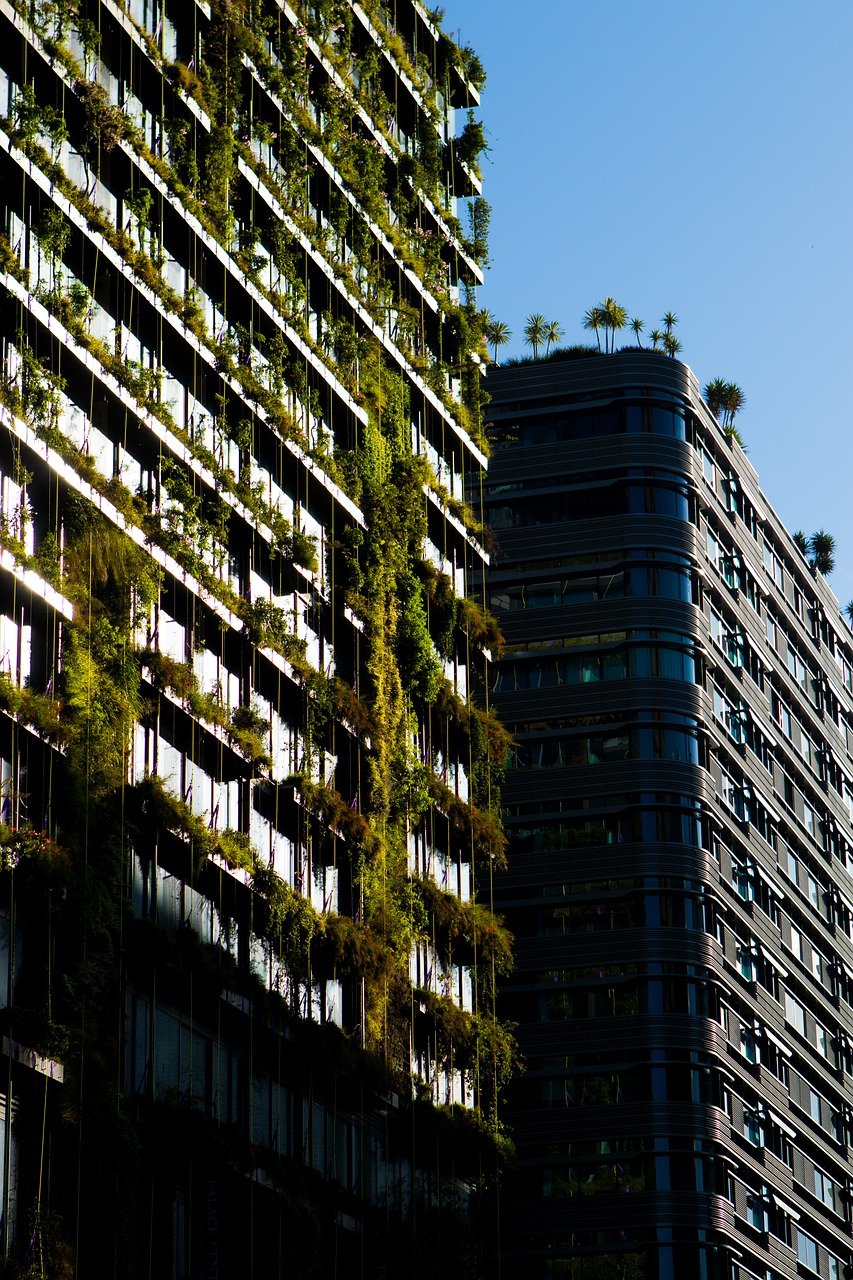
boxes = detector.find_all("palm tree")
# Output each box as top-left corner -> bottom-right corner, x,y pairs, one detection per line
662,311 -> 678,334
703,378 -> 727,420
721,382 -> 745,427
808,530 -> 836,576
792,530 -> 809,556
601,297 -> 628,353
524,312 -> 547,359
649,329 -> 663,351
663,333 -> 682,358
845,601 -> 853,628
705,379 -> 745,430
630,318 -> 644,348
583,306 -> 605,352
484,315 -> 512,364
544,320 -> 563,357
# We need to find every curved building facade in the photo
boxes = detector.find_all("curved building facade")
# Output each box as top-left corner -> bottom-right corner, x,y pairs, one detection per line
485,353 -> 853,1280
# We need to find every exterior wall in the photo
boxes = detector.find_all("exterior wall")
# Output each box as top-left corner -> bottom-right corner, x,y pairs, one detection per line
485,352 -> 853,1280
0,2 -> 506,1275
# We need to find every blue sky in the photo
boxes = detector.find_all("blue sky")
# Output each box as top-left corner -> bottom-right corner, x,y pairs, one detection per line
451,0 -> 853,613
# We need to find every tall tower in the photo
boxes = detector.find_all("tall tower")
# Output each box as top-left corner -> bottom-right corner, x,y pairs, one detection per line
0,2 -> 509,1275
485,352 -> 853,1280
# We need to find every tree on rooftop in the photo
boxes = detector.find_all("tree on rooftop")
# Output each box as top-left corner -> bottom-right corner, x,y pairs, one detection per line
807,530 -> 836,576
704,379 -> 745,430
523,313 -> 547,359
630,318 -> 644,348
721,382 -> 745,427
484,315 -> 512,364
583,306 -> 605,352
601,297 -> 628,353
649,329 -> 663,351
544,320 -> 563,356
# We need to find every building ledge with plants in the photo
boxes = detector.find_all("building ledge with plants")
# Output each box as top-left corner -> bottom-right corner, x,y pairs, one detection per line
0,1 -> 511,1276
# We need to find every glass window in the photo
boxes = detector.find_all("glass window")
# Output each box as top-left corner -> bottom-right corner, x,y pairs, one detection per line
747,1194 -> 767,1231
784,991 -> 805,1036
796,1229 -> 818,1272
788,925 -> 801,961
807,874 -> 820,909
783,847 -> 798,883
765,611 -> 777,649
803,804 -> 816,840
809,1011 -> 827,1053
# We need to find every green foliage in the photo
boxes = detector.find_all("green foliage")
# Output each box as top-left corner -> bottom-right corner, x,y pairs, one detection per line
1,3 -> 513,1233
74,77 -> 127,152
0,672 -> 66,744
454,113 -> 487,175
397,570 -> 442,703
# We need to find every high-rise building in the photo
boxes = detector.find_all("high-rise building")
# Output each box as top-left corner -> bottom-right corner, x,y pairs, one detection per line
0,2 -> 508,1274
484,351 -> 853,1280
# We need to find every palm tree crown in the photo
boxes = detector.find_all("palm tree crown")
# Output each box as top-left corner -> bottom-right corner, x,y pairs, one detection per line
601,297 -> 629,353
807,530 -> 836,576
630,318 -> 644,347
524,313 -> 547,359
484,315 -> 512,364
704,379 -> 745,430
583,306 -> 606,352
544,320 -> 563,356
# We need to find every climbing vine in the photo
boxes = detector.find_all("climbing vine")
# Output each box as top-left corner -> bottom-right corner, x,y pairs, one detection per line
0,0 -> 507,1273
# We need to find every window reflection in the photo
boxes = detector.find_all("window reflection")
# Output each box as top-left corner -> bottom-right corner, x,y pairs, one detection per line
495,643 -> 697,691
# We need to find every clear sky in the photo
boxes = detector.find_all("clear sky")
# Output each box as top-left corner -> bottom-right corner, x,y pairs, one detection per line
450,0 -> 853,615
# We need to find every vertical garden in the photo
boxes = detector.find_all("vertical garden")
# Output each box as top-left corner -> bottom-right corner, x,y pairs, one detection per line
0,0 -> 511,1274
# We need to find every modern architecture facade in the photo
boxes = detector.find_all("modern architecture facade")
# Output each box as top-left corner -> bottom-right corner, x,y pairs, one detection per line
0,1 -> 507,1275
485,352 -> 853,1280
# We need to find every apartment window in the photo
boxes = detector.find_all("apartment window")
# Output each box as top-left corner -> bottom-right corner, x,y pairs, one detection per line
795,1229 -> 818,1272
743,1110 -> 763,1147
810,948 -> 824,984
746,1192 -> 768,1232
787,645 -> 808,690
701,449 -> 715,487
740,1026 -> 759,1063
710,608 -> 742,668
784,991 -> 805,1036
813,1168 -> 836,1211
765,610 -> 777,650
774,697 -> 792,738
763,540 -> 784,590
807,873 -> 820,910
720,770 -> 745,821
707,528 -> 721,569
799,729 -> 814,767
783,846 -> 798,884
803,801 -> 816,840
809,1088 -> 822,1124
788,925 -> 801,961
742,568 -> 760,613
738,945 -> 757,983
814,1022 -> 831,1060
